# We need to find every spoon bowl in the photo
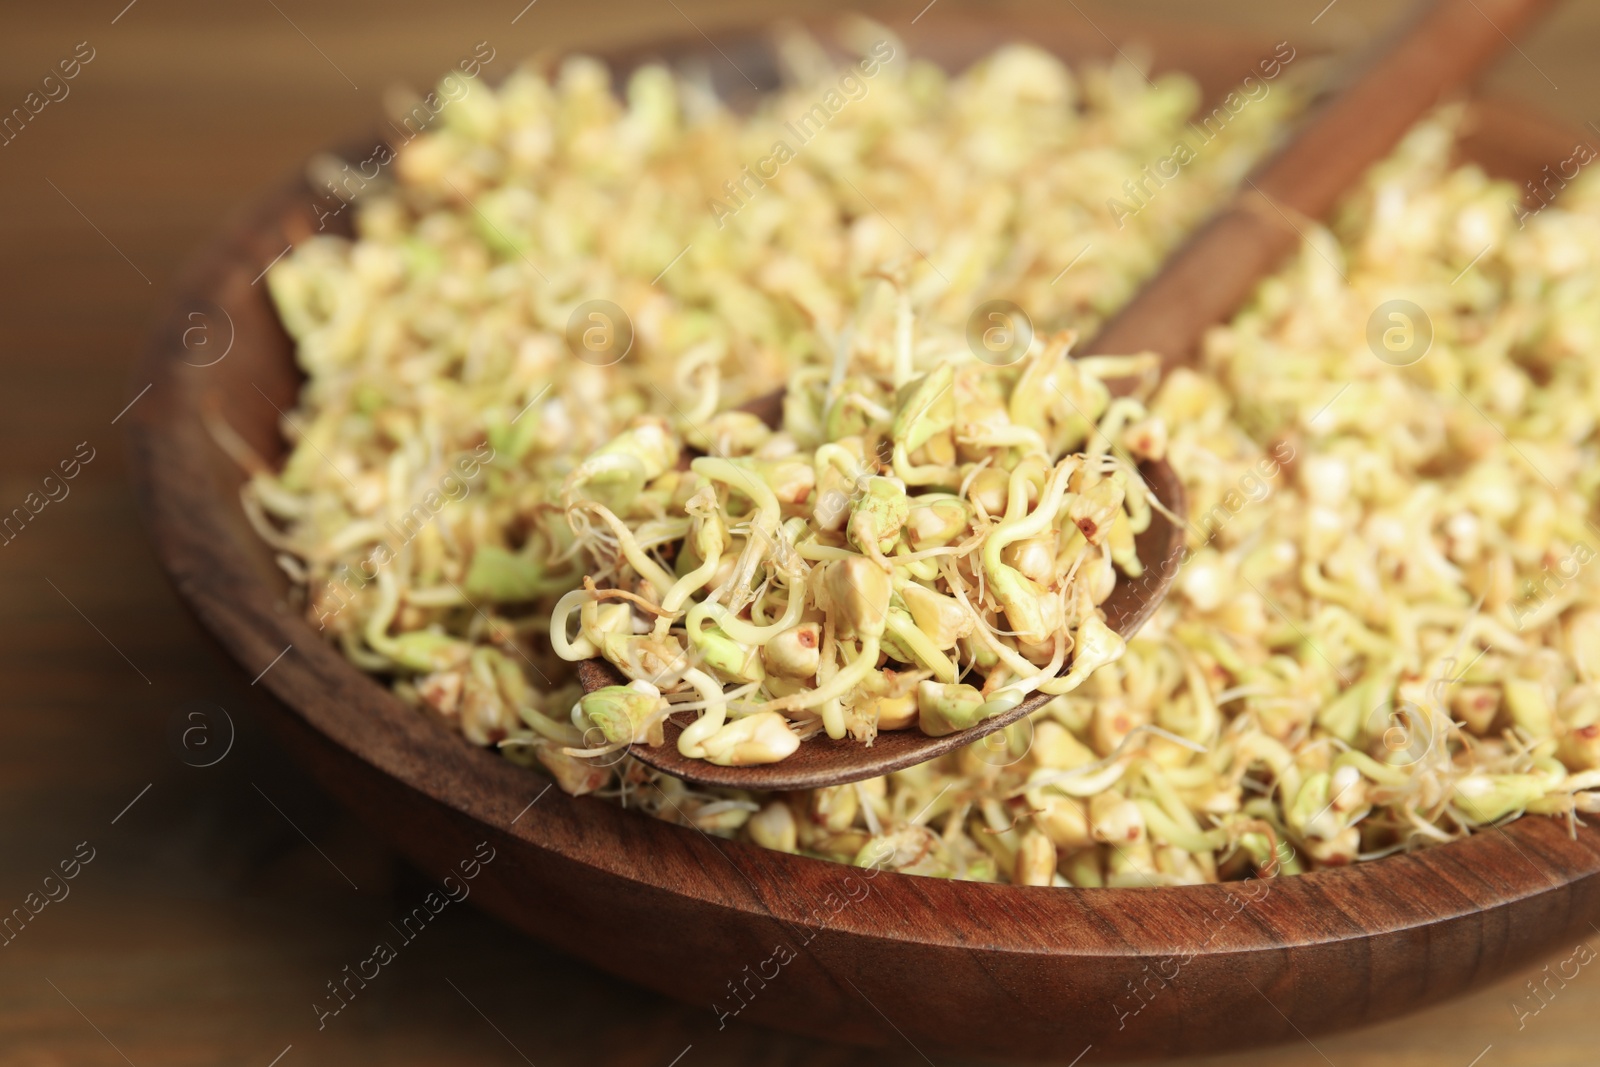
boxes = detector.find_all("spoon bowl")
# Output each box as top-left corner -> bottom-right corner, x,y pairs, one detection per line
578,386 -> 1187,791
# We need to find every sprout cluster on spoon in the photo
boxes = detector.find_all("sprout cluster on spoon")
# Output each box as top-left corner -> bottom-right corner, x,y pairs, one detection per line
554,308 -> 1172,768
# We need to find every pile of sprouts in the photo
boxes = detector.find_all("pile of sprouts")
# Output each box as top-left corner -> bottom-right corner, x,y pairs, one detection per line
242,29 -> 1600,885
556,319 -> 1167,768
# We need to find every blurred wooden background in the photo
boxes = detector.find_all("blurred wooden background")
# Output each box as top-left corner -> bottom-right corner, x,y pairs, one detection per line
1,0 -> 1598,1064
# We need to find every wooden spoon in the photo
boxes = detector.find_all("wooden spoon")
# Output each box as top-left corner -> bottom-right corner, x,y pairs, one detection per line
580,0 -> 1558,791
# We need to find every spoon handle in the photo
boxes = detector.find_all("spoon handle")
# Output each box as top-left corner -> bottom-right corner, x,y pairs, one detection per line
1089,0 -> 1560,374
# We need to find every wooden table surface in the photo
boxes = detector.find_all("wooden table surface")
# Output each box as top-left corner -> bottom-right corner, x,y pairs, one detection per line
3,1 -> 1598,1064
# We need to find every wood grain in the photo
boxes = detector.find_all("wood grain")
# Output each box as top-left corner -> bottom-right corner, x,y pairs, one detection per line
5,1 -> 1600,1064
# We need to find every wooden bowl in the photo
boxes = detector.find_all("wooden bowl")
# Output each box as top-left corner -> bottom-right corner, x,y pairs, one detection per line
125,12 -> 1600,1062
